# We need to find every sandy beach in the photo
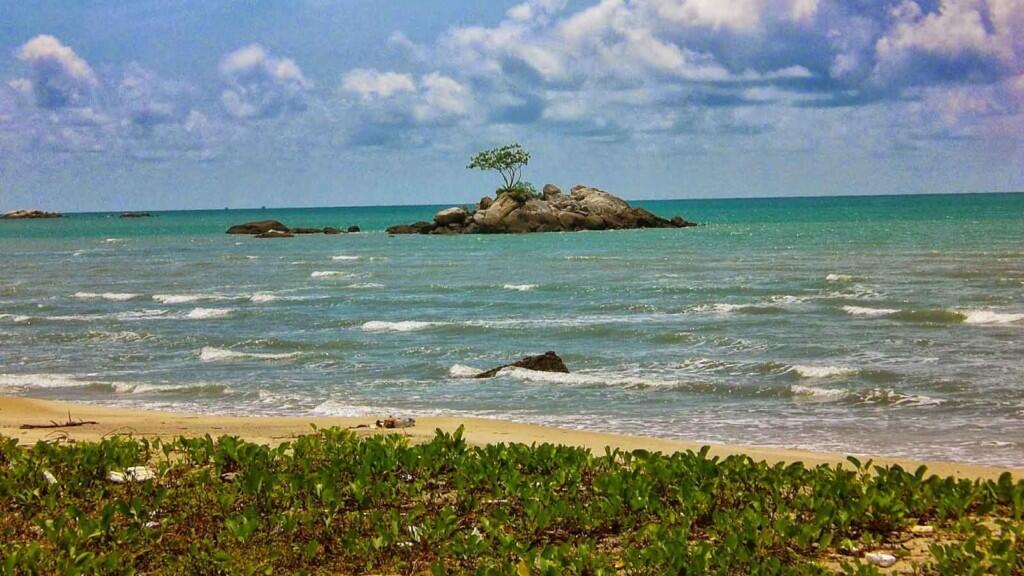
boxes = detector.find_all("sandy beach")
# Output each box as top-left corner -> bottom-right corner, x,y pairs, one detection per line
2,395 -> 1018,480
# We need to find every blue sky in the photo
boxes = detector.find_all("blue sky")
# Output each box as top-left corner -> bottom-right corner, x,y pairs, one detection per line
1,0 -> 1023,211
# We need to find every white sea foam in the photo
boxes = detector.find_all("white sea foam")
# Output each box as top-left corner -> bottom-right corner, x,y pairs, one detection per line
111,382 -> 230,395
0,373 -> 96,390
74,292 -> 140,302
311,400 -> 394,417
494,366 -> 675,388
249,293 -> 278,303
503,284 -> 538,292
199,346 -> 300,362
0,313 -> 32,323
153,293 -> 225,304
961,310 -> 1024,325
331,255 -> 361,261
842,305 -> 898,317
102,238 -> 126,244
790,384 -> 850,400
347,283 -> 385,289
826,273 -> 856,282
186,308 -> 233,320
790,365 -> 857,378
361,320 -> 445,332
311,271 -> 347,278
449,364 -> 481,378
695,303 -> 750,314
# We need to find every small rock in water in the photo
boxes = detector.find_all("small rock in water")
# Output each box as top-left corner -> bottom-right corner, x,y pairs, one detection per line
864,552 -> 897,568
347,225 -> 361,233
474,351 -> 570,378
107,466 -> 156,484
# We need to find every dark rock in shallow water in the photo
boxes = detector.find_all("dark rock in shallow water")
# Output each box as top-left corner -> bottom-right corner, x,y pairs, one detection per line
347,226 -> 361,233
227,220 -> 289,234
255,229 -> 294,239
386,221 -> 433,235
474,351 -> 570,378
323,227 -> 343,235
291,227 -> 322,234
119,212 -> 152,218
387,184 -> 698,234
2,210 -> 63,219
671,216 -> 697,228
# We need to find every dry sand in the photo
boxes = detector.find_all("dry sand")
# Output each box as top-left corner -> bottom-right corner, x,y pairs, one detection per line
1,395 -> 1019,480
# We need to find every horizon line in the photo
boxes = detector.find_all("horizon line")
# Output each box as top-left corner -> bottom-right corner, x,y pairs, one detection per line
8,189 -> 1023,216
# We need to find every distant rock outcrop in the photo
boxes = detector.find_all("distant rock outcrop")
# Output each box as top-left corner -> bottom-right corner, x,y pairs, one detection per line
474,351 -> 570,378
227,220 -> 360,236
2,210 -> 63,220
387,184 -> 697,235
119,212 -> 152,218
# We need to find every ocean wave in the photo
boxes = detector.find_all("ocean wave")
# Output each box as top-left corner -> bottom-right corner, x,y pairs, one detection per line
492,366 -> 679,389
111,382 -> 231,395
311,271 -> 350,278
347,283 -> 385,289
153,293 -> 227,304
311,400 -> 396,417
843,305 -> 899,317
0,373 -> 97,390
503,284 -> 538,292
961,310 -> 1024,325
249,293 -> 278,303
0,313 -> 32,323
790,384 -> 850,400
331,255 -> 361,261
362,320 -> 446,332
186,308 -> 233,320
448,364 -> 481,378
74,292 -> 140,302
789,365 -> 857,378
694,303 -> 784,315
102,238 -> 126,244
199,346 -> 301,362
825,273 -> 858,283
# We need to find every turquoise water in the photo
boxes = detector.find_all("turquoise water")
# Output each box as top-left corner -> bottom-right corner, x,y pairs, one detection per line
2,193 -> 1023,466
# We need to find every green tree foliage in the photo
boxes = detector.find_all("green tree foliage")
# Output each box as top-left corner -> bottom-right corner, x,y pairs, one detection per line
467,143 -> 531,191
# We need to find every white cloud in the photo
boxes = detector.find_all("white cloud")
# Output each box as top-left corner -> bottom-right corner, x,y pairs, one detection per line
16,35 -> 97,109
340,68 -> 416,99
414,72 -> 473,122
219,44 -> 311,119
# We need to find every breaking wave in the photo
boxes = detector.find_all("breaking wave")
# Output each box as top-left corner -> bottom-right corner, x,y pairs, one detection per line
843,305 -> 899,317
186,308 -> 233,320
199,346 -> 301,362
503,284 -> 538,292
362,320 -> 447,332
153,293 -> 227,304
789,365 -> 857,379
74,292 -> 140,301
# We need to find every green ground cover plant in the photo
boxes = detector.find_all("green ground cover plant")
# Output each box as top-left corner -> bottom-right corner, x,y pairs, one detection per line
2,428 -> 1022,575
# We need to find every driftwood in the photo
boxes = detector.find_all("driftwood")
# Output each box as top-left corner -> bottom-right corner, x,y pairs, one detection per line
20,412 -> 98,430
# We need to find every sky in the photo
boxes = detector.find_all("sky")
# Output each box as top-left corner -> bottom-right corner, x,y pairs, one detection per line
1,0 -> 1023,211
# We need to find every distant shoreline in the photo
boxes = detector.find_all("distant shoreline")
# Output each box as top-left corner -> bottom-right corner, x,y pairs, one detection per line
5,189 -> 1022,217
1,396 -> 1019,480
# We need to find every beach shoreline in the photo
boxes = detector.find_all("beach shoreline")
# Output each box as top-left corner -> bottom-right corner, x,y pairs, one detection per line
2,395 -> 1018,480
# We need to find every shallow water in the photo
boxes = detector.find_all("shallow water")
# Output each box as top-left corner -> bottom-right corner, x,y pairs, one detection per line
1,193 -> 1023,466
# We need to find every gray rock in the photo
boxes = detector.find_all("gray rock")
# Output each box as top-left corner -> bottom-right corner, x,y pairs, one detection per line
474,351 -> 570,378
323,227 -> 343,235
542,184 -> 562,199
386,221 -> 434,235
435,206 -> 469,226
227,220 -> 289,234
347,225 -> 361,233
2,210 -> 62,219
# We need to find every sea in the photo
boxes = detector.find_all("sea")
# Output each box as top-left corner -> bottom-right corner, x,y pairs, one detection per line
1,193 -> 1022,467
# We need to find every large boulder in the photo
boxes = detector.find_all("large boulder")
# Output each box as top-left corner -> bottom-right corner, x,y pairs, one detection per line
435,206 -> 468,226
542,184 -> 562,199
474,351 -> 570,378
478,196 -> 493,210
227,220 -> 289,234
475,194 -> 520,232
2,210 -> 62,219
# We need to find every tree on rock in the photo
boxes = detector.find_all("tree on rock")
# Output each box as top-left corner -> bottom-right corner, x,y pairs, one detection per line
467,144 -> 536,202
